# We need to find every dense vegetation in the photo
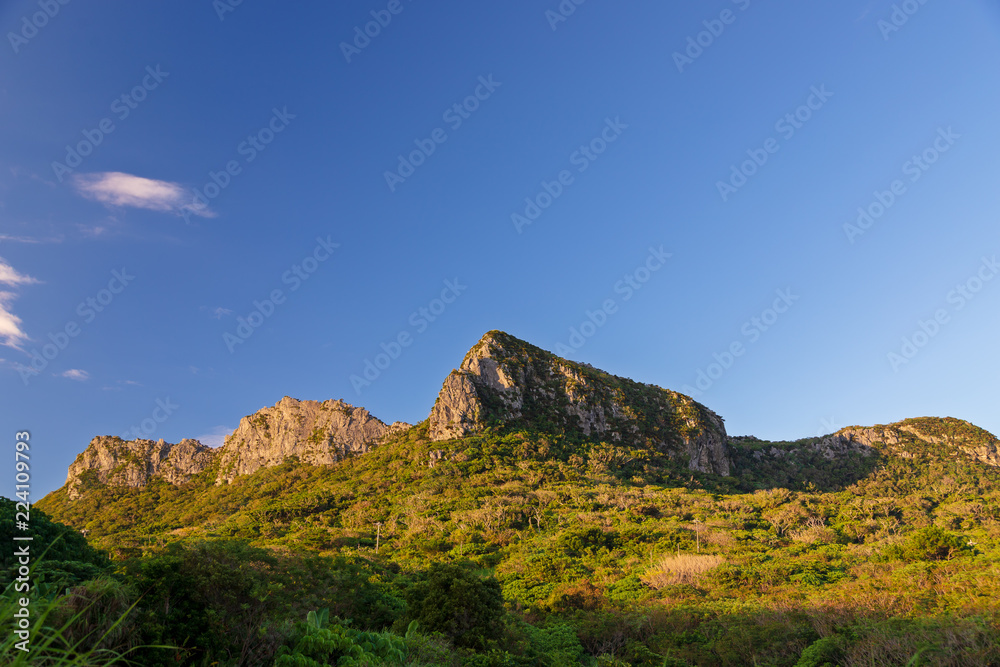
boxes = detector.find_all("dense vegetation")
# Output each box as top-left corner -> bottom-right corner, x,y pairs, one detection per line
9,415 -> 1000,665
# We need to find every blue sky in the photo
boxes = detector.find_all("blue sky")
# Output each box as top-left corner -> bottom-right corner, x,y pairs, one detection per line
2,1 -> 999,498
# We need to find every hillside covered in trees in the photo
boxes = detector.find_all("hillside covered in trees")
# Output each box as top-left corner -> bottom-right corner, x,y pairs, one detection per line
8,332 -> 1000,666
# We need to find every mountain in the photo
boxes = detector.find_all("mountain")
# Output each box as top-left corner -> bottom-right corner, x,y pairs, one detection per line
39,329 -> 999,549
65,436 -> 214,500
64,398 -> 408,498
58,330 -> 731,499
31,330 -> 1000,666
428,331 -> 730,474
215,397 -> 410,483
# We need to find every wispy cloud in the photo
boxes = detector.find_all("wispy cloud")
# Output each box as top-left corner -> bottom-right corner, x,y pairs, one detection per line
0,234 -> 63,244
102,379 -> 143,391
0,258 -> 39,349
0,259 -> 40,287
0,292 -> 29,349
72,172 -> 214,219
61,369 -> 90,381
77,224 -> 112,237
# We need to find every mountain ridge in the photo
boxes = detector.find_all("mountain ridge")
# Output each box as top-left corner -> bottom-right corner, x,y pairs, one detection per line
52,330 -> 999,503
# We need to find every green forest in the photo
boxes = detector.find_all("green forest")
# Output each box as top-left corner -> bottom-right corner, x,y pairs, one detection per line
6,413 -> 1000,665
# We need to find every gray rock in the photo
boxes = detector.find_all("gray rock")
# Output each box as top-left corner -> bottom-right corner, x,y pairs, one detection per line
215,397 -> 409,483
427,331 -> 731,475
66,436 -> 214,500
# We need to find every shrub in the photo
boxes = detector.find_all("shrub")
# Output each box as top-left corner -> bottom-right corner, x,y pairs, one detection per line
796,635 -> 847,667
884,527 -> 971,562
401,562 -> 505,651
274,609 -> 406,666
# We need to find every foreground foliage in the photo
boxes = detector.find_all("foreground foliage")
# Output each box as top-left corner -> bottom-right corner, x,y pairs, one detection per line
18,416 -> 1000,665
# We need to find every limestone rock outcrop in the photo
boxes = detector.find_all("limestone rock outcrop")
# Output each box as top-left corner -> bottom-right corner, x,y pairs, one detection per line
61,333 -> 999,502
63,397 -> 409,496
428,330 -> 731,475
215,397 -> 409,483
66,436 -> 214,500
829,419 -> 1000,467
743,418 -> 1000,469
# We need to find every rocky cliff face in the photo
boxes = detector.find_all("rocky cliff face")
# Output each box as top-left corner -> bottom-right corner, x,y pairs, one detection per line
66,436 -> 215,500
61,334 -> 999,501
63,397 -> 408,496
828,418 -> 1000,467
215,397 -> 409,483
736,417 -> 1000,473
428,330 -> 732,475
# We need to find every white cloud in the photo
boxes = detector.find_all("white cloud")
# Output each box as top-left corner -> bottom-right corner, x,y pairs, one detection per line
72,172 -> 215,219
77,224 -> 111,237
0,234 -> 61,244
0,258 -> 39,287
0,259 -> 38,349
61,369 -> 90,381
194,425 -> 233,449
0,292 -> 28,349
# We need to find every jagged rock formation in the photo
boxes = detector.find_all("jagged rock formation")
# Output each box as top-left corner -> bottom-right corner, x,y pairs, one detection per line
727,416 -> 1000,492
829,418 -> 1000,467
66,436 -> 214,500
58,333 -> 999,502
215,397 -> 409,483
428,330 -> 731,475
62,398 -> 408,496
743,432 -> 878,462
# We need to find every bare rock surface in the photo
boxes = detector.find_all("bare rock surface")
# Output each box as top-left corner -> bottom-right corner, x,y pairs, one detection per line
428,330 -> 732,475
66,436 -> 215,499
216,397 -> 408,483
61,335 -> 999,501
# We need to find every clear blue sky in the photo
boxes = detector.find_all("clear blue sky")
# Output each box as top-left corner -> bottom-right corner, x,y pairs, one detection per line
2,1 -> 999,498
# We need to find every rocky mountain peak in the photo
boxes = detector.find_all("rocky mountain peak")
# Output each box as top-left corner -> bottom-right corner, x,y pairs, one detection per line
215,396 -> 409,483
66,436 -> 214,500
738,417 -> 1000,478
428,330 -> 731,475
828,417 -> 1000,467
62,397 -> 409,497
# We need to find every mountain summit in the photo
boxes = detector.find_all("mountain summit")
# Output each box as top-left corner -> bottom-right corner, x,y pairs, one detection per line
428,331 -> 730,475
64,398 -> 407,498
53,330 -> 999,502
59,330 -> 730,497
